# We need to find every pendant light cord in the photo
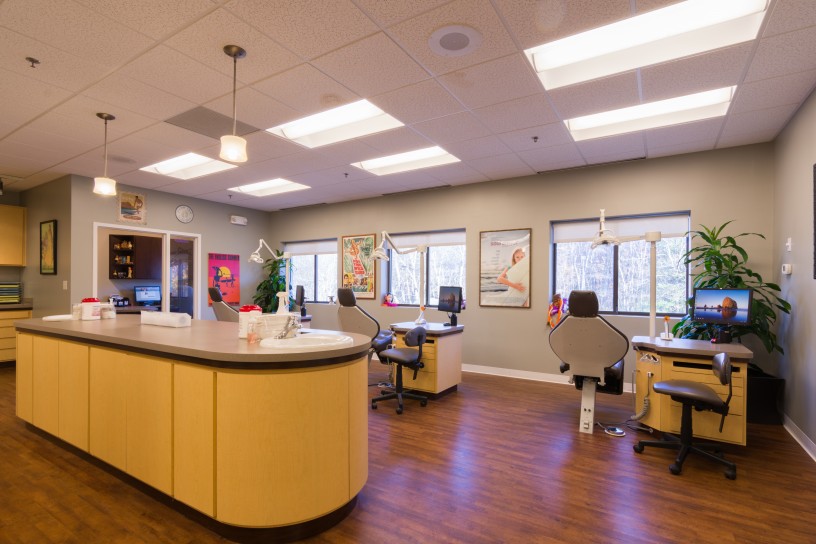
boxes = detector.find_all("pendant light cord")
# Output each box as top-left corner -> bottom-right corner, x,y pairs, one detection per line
103,118 -> 109,178
231,55 -> 238,137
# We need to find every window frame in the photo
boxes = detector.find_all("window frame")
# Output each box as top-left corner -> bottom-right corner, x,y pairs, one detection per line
551,211 -> 690,317
285,238 -> 337,304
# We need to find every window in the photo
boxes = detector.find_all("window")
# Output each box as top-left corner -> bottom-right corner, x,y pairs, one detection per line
552,213 -> 689,315
386,230 -> 466,307
286,239 -> 337,302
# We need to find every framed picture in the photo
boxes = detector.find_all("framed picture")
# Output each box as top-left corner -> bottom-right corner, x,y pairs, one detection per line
118,191 -> 146,224
342,234 -> 376,299
39,220 -> 57,275
480,228 -> 531,308
208,253 -> 240,306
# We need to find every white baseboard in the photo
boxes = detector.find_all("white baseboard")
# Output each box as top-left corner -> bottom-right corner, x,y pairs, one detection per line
462,364 -> 635,394
783,415 -> 816,463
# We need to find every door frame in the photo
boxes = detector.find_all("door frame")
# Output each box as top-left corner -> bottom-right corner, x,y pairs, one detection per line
92,222 -> 202,319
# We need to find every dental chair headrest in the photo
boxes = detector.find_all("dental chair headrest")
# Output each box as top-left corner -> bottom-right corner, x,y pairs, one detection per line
208,287 -> 223,303
337,288 -> 357,307
568,291 -> 599,318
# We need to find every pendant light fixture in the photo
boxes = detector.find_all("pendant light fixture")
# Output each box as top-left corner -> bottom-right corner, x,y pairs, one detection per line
220,44 -> 248,163
93,113 -> 117,196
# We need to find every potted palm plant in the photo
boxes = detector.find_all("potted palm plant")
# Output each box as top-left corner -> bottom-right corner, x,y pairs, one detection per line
252,250 -> 292,313
672,221 -> 791,424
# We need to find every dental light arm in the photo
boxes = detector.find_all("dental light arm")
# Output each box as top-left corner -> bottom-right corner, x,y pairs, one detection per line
248,238 -> 292,314
373,231 -> 427,324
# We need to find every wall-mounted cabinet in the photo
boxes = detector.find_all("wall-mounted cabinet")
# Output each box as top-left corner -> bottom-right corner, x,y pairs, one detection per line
109,235 -> 161,280
0,204 -> 26,266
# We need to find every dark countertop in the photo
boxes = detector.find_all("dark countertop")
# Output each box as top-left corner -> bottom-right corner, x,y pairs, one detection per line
0,299 -> 33,311
15,315 -> 370,370
390,321 -> 464,336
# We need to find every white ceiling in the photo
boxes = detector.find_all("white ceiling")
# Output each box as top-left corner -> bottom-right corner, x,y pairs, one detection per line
1,0 -> 815,211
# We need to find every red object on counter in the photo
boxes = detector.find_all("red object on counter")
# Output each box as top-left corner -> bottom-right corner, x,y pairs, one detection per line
240,305 -> 262,312
82,297 -> 100,303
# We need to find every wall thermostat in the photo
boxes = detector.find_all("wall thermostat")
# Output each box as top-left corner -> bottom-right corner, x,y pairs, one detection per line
230,215 -> 248,226
781,263 -> 792,275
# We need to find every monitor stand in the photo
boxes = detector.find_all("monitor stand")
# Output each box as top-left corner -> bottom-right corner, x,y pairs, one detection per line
445,313 -> 458,327
711,329 -> 732,344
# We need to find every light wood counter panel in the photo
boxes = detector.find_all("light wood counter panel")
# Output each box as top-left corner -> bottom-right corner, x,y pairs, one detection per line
0,204 -> 26,266
58,341 -> 89,451
15,318 -> 371,536
15,332 -> 33,422
32,336 -> 59,436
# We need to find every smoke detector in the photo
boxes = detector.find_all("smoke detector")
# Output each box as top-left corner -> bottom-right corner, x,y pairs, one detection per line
428,25 -> 482,57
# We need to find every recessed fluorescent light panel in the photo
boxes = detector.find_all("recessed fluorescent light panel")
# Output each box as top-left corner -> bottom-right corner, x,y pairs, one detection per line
351,146 -> 460,176
228,178 -> 310,197
524,0 -> 769,89
140,153 -> 236,180
564,86 -> 736,141
266,99 -> 404,148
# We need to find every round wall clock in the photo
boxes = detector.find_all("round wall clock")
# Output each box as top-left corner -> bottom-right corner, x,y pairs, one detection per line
175,205 -> 194,223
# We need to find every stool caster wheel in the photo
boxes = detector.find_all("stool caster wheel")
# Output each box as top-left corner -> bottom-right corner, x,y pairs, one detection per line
633,443 -> 644,453
396,407 -> 403,415
420,400 -> 428,407
669,463 -> 682,475
725,468 -> 737,480
371,402 -> 377,410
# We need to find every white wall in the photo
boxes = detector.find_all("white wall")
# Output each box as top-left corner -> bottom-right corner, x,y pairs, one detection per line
773,87 -> 816,442
267,144 -> 776,381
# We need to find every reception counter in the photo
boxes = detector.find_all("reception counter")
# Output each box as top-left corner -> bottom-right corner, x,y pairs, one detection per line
14,316 -> 371,539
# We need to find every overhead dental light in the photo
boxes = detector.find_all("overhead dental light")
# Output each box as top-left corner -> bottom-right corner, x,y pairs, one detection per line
249,239 -> 292,314
220,44 -> 248,163
93,113 -> 117,196
591,209 -> 620,249
372,231 -> 427,325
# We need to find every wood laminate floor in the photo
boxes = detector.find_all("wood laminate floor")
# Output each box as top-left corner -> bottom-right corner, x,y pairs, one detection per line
1,365 -> 815,543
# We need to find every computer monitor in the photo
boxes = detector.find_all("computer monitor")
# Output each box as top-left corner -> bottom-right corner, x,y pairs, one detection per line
692,287 -> 752,343
438,286 -> 463,326
134,285 -> 161,306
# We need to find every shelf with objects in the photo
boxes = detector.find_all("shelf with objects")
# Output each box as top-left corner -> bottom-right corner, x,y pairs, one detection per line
109,235 -> 162,280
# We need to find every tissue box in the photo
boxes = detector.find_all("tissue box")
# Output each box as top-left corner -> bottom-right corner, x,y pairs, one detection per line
140,311 -> 191,328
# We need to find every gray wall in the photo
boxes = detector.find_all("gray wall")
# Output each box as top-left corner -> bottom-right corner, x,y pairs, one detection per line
266,144 -> 776,381
773,87 -> 816,442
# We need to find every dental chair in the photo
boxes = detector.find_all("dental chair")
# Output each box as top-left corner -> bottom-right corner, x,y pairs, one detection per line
548,290 -> 628,434
208,287 -> 239,322
337,288 -> 393,365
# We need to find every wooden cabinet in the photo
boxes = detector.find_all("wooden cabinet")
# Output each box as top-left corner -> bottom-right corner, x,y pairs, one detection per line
89,347 -> 128,470
109,234 -> 161,279
1,309 -> 31,362
15,332 -> 33,422
0,204 -> 26,266
32,336 -> 59,436
58,341 -> 89,451
391,325 -> 462,394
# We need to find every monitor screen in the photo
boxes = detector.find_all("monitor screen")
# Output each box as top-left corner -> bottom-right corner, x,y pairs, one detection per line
692,288 -> 752,326
134,285 -> 161,306
438,286 -> 463,314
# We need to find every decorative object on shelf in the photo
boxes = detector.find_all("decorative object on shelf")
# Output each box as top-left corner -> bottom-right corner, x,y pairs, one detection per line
93,112 -> 117,196
208,253 -> 241,307
220,44 -> 248,163
249,240 -> 292,313
479,228 -> 531,308
175,204 -> 194,223
672,221 -> 792,354
39,219 -> 57,275
372,232 -> 426,324
118,191 -> 146,225
342,234 -> 376,300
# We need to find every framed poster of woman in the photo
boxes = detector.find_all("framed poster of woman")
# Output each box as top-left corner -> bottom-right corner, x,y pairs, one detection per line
480,228 -> 531,308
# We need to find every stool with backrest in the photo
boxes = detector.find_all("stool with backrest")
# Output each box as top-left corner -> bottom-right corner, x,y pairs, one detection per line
337,288 -> 393,365
208,287 -> 239,322
371,326 -> 428,414
634,352 -> 737,479
548,290 -> 628,434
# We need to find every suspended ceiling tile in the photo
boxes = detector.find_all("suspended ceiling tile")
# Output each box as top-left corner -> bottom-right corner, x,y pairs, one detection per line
47,94 -> 158,139
643,118 -> 724,149
438,54 -> 543,109
444,135 -> 512,161
312,32 -> 430,97
428,162 -> 489,185
762,0 -> 816,37
0,0 -> 155,68
647,139 -> 719,159
164,8 -> 301,83
0,28 -> 109,92
517,142 -> 585,171
253,64 -> 358,116
467,152 -> 537,180
720,103 -> 799,141
113,169 -> 180,190
492,0 -> 631,50
497,122 -> 573,152
226,0 -> 378,60
130,123 -> 221,154
371,79 -> 464,125
0,68 -> 73,121
745,25 -> 816,82
0,148 -> 72,173
583,148 -> 648,167
74,0 -> 217,40
204,87 -> 298,131
355,127 -> 433,155
354,0 -> 448,26
82,73 -> 197,122
547,71 -> 638,118
717,127 -> 779,150
387,0 -> 517,76
732,69 -> 816,113
306,139 -> 377,166
118,45 -> 233,105
473,94 -> 558,134
412,112 -> 492,144
576,133 -> 645,161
